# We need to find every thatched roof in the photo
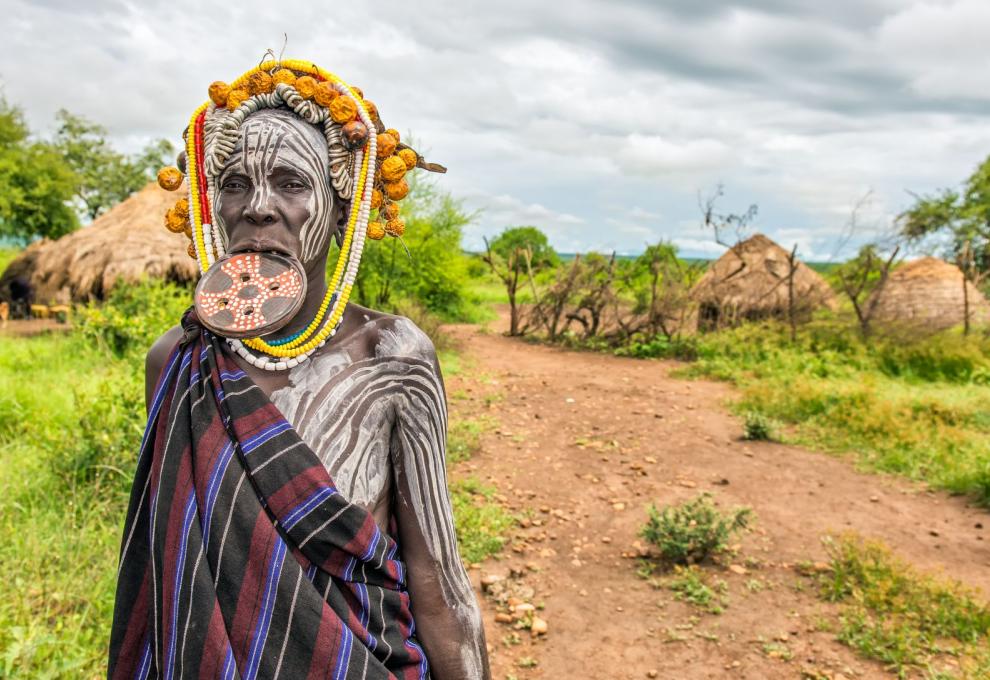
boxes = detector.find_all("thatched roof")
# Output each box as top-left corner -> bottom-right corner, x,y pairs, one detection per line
868,256 -> 990,331
691,233 -> 836,325
0,183 -> 197,304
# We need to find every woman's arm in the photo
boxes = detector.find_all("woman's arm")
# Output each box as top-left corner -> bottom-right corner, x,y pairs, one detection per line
390,346 -> 491,680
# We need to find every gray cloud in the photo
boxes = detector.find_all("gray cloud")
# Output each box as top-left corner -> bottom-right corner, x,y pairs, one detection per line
1,0 -> 988,258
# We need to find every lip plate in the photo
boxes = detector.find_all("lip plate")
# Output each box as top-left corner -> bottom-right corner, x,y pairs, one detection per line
194,251 -> 307,340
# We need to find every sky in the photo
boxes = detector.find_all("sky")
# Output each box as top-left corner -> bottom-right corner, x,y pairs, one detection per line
4,0 -> 990,260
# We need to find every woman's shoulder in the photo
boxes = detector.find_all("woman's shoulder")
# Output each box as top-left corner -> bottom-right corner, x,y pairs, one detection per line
339,304 -> 437,365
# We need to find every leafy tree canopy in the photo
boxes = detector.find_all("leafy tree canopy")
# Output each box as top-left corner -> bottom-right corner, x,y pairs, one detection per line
487,225 -> 559,271
53,109 -> 173,221
899,155 -> 990,272
0,100 -> 78,242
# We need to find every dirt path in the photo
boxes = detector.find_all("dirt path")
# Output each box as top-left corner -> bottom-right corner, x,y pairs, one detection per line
443,323 -> 990,680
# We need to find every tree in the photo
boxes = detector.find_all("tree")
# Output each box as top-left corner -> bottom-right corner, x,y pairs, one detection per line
834,244 -> 900,339
483,226 -> 558,336
0,100 -> 78,242
53,109 -> 173,221
899,155 -> 990,274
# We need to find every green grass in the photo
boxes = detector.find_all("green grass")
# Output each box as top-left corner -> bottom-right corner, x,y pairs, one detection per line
682,322 -> 990,506
811,533 -> 990,678
665,565 -> 729,615
0,333 -> 141,677
449,478 -> 515,564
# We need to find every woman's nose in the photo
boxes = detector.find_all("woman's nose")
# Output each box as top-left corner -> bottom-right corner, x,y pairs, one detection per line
244,200 -> 278,226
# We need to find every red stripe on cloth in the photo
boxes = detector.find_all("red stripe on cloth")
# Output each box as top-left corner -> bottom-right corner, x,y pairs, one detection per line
197,602 -> 232,680
305,604 -> 346,680
229,509 -> 278,669
109,572 -> 150,680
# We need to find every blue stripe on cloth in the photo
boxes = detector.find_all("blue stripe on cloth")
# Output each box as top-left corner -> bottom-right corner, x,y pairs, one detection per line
165,491 -> 198,680
243,538 -> 288,680
333,623 -> 354,680
240,421 -> 294,455
202,442 -> 236,547
221,645 -> 236,680
281,487 -> 338,530
134,636 -> 152,680
139,349 -> 183,453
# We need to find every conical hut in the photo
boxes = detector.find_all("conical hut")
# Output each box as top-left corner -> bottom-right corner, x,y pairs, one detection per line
867,256 -> 989,332
691,233 -> 836,330
0,183 -> 197,306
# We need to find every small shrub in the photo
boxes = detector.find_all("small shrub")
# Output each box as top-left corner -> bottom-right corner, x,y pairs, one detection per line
640,493 -> 751,565
743,411 -> 775,441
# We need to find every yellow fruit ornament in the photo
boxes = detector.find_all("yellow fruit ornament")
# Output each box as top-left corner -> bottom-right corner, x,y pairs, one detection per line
208,81 -> 230,107
380,156 -> 407,182
385,218 -> 405,237
157,166 -> 184,191
397,148 -> 418,170
367,221 -> 386,240
384,179 -> 409,200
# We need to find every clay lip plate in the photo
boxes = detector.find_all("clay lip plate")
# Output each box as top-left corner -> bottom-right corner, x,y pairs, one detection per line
194,251 -> 307,339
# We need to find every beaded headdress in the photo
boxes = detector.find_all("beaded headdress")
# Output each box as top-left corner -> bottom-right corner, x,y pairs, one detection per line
155,59 -> 443,371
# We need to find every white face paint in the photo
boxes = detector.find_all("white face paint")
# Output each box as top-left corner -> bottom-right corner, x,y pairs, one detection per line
215,109 -> 336,264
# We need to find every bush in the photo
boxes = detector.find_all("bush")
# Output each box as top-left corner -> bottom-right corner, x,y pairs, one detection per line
640,493 -> 751,566
743,411 -> 775,441
76,279 -> 191,358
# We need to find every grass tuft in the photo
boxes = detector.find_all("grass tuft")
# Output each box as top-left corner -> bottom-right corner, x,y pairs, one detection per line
812,533 -> 990,678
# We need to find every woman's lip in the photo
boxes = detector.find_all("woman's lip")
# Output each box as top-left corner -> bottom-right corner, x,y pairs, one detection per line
227,242 -> 293,258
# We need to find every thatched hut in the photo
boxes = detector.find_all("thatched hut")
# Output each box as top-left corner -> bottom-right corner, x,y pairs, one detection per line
0,183 -> 197,305
691,233 -> 836,330
868,256 -> 989,332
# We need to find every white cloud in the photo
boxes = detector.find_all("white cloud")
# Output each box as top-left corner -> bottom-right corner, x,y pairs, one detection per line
3,0 -> 989,258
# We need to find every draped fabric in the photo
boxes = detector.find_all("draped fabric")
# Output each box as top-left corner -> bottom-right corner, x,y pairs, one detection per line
108,320 -> 428,680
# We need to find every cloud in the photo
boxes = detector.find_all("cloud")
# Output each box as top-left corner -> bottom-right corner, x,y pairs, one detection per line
2,0 -> 988,258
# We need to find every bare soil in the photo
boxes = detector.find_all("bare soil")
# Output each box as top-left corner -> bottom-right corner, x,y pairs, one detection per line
443,321 -> 990,680
0,318 -> 71,337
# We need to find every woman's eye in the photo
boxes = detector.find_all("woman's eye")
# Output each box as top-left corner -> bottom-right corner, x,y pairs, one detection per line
221,178 -> 247,191
283,180 -> 307,190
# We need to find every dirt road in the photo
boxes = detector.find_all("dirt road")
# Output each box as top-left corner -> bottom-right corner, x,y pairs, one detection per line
443,323 -> 990,679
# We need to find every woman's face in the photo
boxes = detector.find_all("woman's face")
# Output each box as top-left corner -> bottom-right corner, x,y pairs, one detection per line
215,109 -> 339,268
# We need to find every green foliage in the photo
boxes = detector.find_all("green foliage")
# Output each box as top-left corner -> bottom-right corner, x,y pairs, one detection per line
813,533 -> 990,677
685,321 -> 990,506
666,565 -> 729,614
900,154 -> 990,272
352,176 -> 484,321
450,478 -> 515,564
488,225 -> 558,272
613,335 -> 699,360
0,100 -> 78,242
75,279 -> 191,357
54,109 -> 174,221
742,411 -> 775,441
640,493 -> 751,566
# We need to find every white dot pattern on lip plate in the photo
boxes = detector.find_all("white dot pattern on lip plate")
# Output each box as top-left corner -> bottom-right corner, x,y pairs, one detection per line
197,254 -> 303,332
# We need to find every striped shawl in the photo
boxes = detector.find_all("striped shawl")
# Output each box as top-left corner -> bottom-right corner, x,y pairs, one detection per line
108,325 -> 428,680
